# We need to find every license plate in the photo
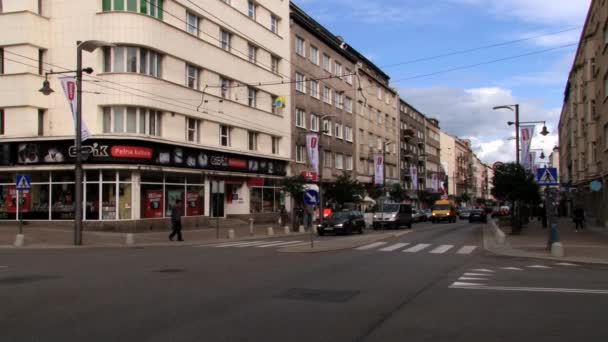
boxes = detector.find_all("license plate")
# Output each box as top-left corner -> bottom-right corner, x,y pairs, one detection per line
324,227 -> 334,231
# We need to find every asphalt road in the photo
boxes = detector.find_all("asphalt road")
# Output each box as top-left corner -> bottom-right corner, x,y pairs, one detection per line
1,219 -> 607,342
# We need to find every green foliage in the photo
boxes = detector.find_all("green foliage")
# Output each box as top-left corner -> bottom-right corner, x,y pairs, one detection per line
389,183 -> 408,202
491,163 -> 540,204
366,184 -> 384,200
418,190 -> 441,207
456,193 -> 471,204
325,172 -> 365,206
281,175 -> 307,205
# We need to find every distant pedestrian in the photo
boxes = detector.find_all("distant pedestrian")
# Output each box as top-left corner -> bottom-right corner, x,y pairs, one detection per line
169,199 -> 184,241
538,205 -> 547,229
573,206 -> 585,232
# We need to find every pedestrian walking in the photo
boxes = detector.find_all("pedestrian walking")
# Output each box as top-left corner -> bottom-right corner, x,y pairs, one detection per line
169,199 -> 184,241
573,206 -> 585,232
539,205 -> 547,229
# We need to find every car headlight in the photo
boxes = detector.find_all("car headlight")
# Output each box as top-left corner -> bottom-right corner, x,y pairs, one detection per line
335,224 -> 343,228
432,213 -> 436,216
373,214 -> 378,219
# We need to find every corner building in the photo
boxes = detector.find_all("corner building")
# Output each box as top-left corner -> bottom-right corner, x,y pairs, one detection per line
0,0 -> 291,230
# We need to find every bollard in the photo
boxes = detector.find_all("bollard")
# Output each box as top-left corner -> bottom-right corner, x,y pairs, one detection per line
299,225 -> 305,233
284,226 -> 290,235
125,233 -> 135,246
249,218 -> 255,236
227,229 -> 235,240
278,216 -> 282,226
267,227 -> 274,236
551,242 -> 564,257
14,234 -> 25,247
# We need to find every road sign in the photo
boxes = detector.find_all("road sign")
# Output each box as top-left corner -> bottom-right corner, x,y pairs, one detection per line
15,174 -> 31,190
536,168 -> 558,186
303,189 -> 319,206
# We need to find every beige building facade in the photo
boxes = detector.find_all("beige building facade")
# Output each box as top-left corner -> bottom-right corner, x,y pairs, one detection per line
0,0 -> 291,229
439,131 -> 457,196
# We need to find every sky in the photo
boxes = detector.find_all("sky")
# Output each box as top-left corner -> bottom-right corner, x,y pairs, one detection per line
294,0 -> 591,164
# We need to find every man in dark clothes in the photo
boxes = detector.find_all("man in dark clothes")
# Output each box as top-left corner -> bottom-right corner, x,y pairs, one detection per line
573,206 -> 585,232
539,205 -> 547,228
169,199 -> 184,241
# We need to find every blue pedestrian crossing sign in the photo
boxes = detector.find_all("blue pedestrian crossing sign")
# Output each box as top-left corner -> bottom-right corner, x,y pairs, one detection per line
15,174 -> 31,190
536,168 -> 558,186
303,189 -> 320,206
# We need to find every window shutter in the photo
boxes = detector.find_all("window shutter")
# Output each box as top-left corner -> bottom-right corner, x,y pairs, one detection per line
102,0 -> 111,11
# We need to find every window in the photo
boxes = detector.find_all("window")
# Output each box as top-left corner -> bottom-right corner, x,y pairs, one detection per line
295,73 -> 306,93
345,155 -> 353,170
220,125 -> 231,147
335,153 -> 344,170
220,77 -> 231,98
377,86 -> 383,100
344,68 -> 352,84
323,54 -> 331,72
605,124 -> 608,150
221,0 -> 231,4
344,97 -> 353,113
310,114 -> 319,132
247,87 -> 257,107
296,145 -> 306,163
186,118 -> 200,142
377,136 -> 382,150
186,11 -> 199,35
102,107 -> 161,136
272,137 -> 280,155
335,123 -> 343,139
103,0 -> 163,19
334,92 -> 343,109
309,46 -> 319,65
270,15 -> 278,34
334,62 -> 342,77
323,86 -> 332,104
248,44 -> 257,63
385,93 -> 390,105
38,109 -> 45,136
38,49 -> 45,75
344,126 -> 353,142
0,48 -> 4,74
322,119 -> 331,136
0,109 -> 4,135
103,46 -> 162,77
248,131 -> 258,151
368,133 -> 374,147
247,0 -> 256,19
296,108 -> 306,128
377,111 -> 382,124
358,129 -> 364,142
323,150 -> 332,168
295,36 -> 306,57
220,29 -> 231,50
271,56 -> 280,74
309,79 -> 319,98
186,64 -> 199,89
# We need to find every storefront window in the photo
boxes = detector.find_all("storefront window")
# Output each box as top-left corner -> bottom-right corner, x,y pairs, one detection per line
263,187 -> 275,212
51,183 -> 75,220
165,185 -> 184,218
142,172 -> 163,183
141,183 -> 164,218
22,184 -> 49,220
118,183 -> 132,220
186,185 -> 204,216
85,183 -> 100,220
250,187 -> 262,213
52,171 -> 74,182
250,186 -> 281,213
101,183 -> 116,220
0,185 -> 18,220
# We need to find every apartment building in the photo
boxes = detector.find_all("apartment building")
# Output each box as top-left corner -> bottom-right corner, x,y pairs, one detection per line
346,47 -> 400,188
289,3 -> 357,183
455,138 -> 473,198
424,117 -> 442,193
0,0 -> 291,229
439,131 -> 457,196
559,0 -> 607,226
399,100 -> 427,198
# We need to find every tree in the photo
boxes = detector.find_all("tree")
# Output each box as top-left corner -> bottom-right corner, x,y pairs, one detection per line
418,190 -> 441,208
281,175 -> 307,228
389,183 -> 408,202
324,172 -> 365,207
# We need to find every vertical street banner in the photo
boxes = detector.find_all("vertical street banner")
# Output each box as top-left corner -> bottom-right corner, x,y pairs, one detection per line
432,173 -> 439,192
410,166 -> 418,190
373,154 -> 384,185
59,76 -> 91,141
520,125 -> 535,170
306,134 -> 319,173
529,152 -> 537,175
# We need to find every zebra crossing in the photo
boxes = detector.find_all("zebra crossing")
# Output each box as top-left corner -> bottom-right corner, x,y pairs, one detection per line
200,240 -> 307,250
355,242 -> 477,255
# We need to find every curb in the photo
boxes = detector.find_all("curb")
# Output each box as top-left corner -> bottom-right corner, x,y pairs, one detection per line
482,221 -> 608,265
278,230 -> 412,254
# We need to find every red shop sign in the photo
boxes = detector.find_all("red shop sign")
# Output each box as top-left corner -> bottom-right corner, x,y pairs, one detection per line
110,146 -> 153,159
228,158 -> 247,169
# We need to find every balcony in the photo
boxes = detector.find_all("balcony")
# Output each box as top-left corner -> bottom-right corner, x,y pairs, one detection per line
0,11 -> 50,48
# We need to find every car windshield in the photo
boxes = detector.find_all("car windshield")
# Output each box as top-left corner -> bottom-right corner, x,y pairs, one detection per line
433,205 -> 450,210
379,204 -> 400,212
329,212 -> 352,220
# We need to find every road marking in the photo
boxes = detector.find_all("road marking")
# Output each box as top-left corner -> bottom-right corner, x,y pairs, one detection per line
451,282 -> 484,287
502,267 -> 523,271
241,241 -> 287,248
227,241 -> 278,248
356,242 -> 388,250
450,285 -> 608,295
457,246 -> 477,254
430,245 -> 454,254
471,269 -> 494,273
555,262 -> 579,267
403,243 -> 431,253
527,265 -> 551,269
458,277 -> 487,281
213,241 -> 269,248
463,273 -> 488,277
256,241 -> 304,248
210,241 -> 259,247
379,243 -> 410,252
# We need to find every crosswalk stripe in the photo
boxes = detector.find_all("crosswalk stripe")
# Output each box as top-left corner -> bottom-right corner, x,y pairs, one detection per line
457,246 -> 477,254
256,241 -> 304,248
471,269 -> 494,273
459,277 -> 487,281
463,273 -> 488,276
403,243 -> 431,253
356,242 -> 388,250
213,241 -> 265,248
236,241 -> 284,248
430,245 -> 454,254
379,243 -> 410,252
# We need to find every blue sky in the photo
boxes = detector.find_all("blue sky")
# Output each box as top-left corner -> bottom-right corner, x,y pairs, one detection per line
294,0 -> 591,163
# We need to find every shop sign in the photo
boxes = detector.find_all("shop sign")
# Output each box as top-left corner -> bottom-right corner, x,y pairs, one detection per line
300,171 -> 318,182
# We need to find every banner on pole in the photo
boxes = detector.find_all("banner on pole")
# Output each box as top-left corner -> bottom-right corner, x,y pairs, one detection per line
410,166 -> 418,190
520,125 -> 535,170
59,76 -> 90,142
432,173 -> 439,192
306,134 -> 319,173
374,154 -> 384,185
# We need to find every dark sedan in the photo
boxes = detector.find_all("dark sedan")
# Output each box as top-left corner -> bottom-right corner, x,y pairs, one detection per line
468,209 -> 488,223
318,211 -> 365,236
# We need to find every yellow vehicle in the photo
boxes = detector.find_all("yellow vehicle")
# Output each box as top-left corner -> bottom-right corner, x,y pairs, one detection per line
431,200 -> 457,223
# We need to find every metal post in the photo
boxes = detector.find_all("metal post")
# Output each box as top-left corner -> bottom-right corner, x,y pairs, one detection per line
74,44 -> 84,246
515,104 -> 520,165
18,190 -> 23,235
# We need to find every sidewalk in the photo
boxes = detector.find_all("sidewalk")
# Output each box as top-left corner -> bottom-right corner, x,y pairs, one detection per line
484,217 -> 608,264
0,223 -> 301,249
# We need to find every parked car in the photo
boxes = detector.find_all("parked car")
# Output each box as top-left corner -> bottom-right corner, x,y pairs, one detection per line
459,209 -> 472,220
422,209 -> 433,221
318,211 -> 365,236
468,209 -> 488,223
431,200 -> 457,223
373,204 -> 413,230
412,209 -> 426,222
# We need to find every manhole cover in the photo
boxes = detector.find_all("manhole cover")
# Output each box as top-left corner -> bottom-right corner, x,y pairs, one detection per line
0,275 -> 59,285
155,268 -> 185,273
278,288 -> 359,303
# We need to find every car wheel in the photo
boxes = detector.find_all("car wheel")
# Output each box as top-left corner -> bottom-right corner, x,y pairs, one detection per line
407,222 -> 412,229
318,229 -> 325,236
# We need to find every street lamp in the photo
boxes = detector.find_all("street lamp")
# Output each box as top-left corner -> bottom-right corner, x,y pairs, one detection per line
529,149 -> 546,160
317,114 -> 337,230
39,40 -> 114,246
493,105 -> 520,164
